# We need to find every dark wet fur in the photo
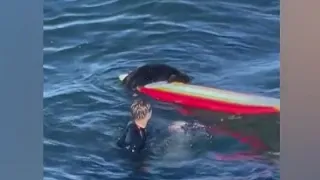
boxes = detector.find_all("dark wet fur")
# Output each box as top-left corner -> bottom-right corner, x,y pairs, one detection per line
123,64 -> 192,91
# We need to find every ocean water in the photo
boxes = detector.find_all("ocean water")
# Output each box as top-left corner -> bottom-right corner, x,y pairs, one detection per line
43,0 -> 280,179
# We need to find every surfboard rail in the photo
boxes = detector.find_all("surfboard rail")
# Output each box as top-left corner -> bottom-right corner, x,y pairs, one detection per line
118,73 -> 280,115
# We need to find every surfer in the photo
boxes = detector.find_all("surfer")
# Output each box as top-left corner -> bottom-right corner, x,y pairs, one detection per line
117,98 -> 152,153
122,64 -> 192,91
116,98 -> 201,154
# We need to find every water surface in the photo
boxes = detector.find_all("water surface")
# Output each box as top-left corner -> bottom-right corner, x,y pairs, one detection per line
44,0 -> 280,179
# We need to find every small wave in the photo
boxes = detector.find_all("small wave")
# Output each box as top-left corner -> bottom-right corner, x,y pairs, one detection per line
44,14 -> 126,31
43,82 -> 101,100
44,12 -> 101,22
44,138 -> 77,148
80,0 -> 119,9
44,45 -> 79,53
44,167 -> 80,180
43,64 -> 57,70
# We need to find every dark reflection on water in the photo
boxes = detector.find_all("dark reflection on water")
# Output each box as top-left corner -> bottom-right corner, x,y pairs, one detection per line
188,108 -> 280,152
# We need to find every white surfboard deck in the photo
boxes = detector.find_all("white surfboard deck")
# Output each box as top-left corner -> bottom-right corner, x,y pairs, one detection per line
119,74 -> 128,82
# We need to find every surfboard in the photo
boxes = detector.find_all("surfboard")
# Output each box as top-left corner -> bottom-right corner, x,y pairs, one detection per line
118,73 -> 280,115
119,74 -> 128,82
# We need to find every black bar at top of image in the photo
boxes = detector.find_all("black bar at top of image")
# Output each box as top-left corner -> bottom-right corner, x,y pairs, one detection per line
0,0 -> 43,179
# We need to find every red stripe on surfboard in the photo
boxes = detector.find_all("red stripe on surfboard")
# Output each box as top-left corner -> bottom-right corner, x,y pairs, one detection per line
138,87 -> 279,115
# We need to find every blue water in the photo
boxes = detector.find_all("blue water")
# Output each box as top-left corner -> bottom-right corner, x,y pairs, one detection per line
44,0 -> 280,179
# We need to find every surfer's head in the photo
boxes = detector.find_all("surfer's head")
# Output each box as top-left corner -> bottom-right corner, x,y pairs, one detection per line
131,98 -> 152,127
168,72 -> 192,83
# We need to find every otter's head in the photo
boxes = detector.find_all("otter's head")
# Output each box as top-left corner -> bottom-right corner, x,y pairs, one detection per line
168,73 -> 192,84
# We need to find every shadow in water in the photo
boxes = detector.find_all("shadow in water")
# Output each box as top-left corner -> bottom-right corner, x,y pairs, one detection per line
182,107 -> 280,153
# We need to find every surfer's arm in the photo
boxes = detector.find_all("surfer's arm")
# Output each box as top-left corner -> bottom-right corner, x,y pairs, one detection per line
117,122 -> 146,153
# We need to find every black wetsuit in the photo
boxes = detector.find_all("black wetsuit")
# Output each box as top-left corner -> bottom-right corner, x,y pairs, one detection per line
117,121 -> 147,153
